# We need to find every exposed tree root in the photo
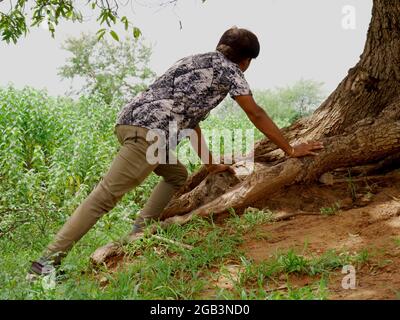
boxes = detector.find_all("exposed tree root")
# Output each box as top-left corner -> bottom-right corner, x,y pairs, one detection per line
271,212 -> 321,221
160,104 -> 400,221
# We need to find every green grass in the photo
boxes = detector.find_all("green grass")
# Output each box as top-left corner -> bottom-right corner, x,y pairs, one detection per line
227,207 -> 274,232
2,215 -> 244,299
238,249 -> 369,283
214,278 -> 329,300
216,248 -> 370,300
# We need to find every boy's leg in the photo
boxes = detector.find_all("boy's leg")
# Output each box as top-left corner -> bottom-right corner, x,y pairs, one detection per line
133,160 -> 188,230
43,125 -> 157,265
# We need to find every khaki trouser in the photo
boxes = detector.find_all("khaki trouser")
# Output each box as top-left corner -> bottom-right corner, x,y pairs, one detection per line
44,124 -> 188,264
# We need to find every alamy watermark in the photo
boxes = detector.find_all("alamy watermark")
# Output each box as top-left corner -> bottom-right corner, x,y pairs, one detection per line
341,265 -> 356,290
342,5 -> 356,30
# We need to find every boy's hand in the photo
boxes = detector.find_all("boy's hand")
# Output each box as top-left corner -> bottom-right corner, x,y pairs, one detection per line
205,164 -> 235,175
289,141 -> 324,157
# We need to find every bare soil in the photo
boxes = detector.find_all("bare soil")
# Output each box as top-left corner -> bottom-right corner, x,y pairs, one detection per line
237,170 -> 400,299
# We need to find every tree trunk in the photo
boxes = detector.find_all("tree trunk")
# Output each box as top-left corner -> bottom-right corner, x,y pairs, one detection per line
159,0 -> 400,222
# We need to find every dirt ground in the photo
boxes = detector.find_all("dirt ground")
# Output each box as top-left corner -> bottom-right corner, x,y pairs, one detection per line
236,170 -> 400,299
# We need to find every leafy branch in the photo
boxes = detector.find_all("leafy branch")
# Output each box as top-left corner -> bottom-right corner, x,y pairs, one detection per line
0,0 -> 196,44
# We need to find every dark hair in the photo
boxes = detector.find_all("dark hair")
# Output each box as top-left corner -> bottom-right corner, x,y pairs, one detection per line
216,27 -> 260,64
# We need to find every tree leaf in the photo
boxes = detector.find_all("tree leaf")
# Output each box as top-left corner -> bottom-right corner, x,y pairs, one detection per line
96,28 -> 106,35
121,16 -> 129,31
110,30 -> 119,42
96,28 -> 106,40
133,27 -> 141,39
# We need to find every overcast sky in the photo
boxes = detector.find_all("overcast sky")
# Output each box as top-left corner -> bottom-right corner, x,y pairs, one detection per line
0,0 -> 373,97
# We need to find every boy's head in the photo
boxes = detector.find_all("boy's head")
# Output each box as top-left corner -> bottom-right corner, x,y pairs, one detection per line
216,27 -> 260,72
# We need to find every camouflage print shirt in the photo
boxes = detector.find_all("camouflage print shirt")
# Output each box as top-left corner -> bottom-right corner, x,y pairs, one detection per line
116,50 -> 252,142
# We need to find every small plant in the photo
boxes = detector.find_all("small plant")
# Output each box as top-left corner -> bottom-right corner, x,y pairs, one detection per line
354,249 -> 370,265
227,207 -> 237,217
347,169 -> 357,202
227,207 -> 273,232
242,207 -> 274,226
278,250 -> 309,274
320,202 -> 341,216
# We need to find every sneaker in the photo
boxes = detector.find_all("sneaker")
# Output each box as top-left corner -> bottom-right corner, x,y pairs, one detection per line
26,257 -> 59,282
131,222 -> 143,234
119,218 -> 146,244
120,225 -> 144,245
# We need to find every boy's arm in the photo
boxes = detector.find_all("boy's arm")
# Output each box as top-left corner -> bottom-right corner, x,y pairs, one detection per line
234,95 -> 323,157
192,125 -> 235,174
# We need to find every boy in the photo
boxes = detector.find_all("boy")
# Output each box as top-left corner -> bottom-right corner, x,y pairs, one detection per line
29,27 -> 323,277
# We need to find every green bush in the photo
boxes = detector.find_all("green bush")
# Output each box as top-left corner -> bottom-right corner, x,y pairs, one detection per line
0,86 -> 148,240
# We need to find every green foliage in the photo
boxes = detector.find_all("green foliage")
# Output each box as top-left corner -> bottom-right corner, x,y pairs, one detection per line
0,0 -> 151,44
58,33 -> 155,104
0,86 -> 158,241
214,79 -> 325,129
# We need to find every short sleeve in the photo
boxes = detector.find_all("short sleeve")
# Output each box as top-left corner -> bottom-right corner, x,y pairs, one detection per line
228,66 -> 252,98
